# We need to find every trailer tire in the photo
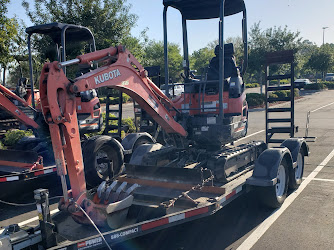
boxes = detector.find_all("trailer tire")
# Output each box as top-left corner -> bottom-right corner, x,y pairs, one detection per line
82,136 -> 124,188
258,159 -> 289,208
288,149 -> 304,189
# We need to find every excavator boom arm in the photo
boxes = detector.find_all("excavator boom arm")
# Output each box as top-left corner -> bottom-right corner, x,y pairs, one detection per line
0,85 -> 39,129
39,46 -> 187,200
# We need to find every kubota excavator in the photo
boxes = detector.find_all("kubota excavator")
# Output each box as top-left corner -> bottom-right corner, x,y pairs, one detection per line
0,23 -> 102,194
38,0 -> 249,228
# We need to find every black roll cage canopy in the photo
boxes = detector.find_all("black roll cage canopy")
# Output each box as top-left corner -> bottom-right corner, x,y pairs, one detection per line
162,0 -> 247,119
25,23 -> 96,108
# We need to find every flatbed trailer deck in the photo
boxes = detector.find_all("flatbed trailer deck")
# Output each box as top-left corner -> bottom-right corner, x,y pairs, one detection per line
0,138 -> 309,249
51,169 -> 250,249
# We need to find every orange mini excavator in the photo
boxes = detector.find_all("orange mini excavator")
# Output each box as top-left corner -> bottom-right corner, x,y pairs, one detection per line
38,0 -> 249,228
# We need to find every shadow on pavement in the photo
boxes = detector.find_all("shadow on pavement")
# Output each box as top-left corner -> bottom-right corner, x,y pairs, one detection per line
113,191 -> 274,250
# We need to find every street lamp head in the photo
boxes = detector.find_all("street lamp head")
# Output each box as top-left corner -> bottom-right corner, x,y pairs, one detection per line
322,27 -> 329,45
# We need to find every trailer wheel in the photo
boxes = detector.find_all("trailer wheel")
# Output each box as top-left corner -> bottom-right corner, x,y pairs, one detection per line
258,159 -> 289,208
288,149 -> 304,189
82,136 -> 124,188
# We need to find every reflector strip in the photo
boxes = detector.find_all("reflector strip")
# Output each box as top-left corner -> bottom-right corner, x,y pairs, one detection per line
141,206 -> 210,231
142,218 -> 168,231
34,167 -> 57,176
0,176 -> 19,182
168,213 -> 185,223
0,167 -> 56,183
34,171 -> 44,176
185,206 -> 209,218
219,185 -> 243,205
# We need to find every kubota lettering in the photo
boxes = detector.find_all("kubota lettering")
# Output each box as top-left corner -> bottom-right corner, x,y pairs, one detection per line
94,69 -> 121,85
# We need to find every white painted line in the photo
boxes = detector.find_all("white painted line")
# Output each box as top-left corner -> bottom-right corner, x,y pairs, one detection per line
18,208 -> 59,227
310,101 -> 334,113
237,148 -> 334,250
305,177 -> 334,182
236,130 -> 265,142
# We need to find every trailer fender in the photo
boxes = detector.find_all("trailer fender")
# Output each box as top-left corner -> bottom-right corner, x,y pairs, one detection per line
121,132 -> 155,154
246,147 -> 293,187
281,138 -> 309,168
129,143 -> 164,166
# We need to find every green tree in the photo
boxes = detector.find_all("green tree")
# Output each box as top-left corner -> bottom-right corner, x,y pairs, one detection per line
247,22 -> 302,84
0,0 -> 19,85
296,39 -> 318,78
120,28 -> 149,64
190,47 -> 215,74
190,37 -> 244,77
22,0 -> 138,50
142,40 -> 182,82
305,46 -> 334,79
7,20 -> 31,87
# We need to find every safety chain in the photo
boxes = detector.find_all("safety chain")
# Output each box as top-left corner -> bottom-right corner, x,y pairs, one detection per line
160,168 -> 215,209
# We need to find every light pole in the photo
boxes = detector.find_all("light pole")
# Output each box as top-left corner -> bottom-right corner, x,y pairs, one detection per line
323,27 -> 329,45
322,27 -> 329,80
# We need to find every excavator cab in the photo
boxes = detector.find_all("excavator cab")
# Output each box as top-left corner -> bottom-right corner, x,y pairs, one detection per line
162,0 -> 248,147
26,23 -> 102,133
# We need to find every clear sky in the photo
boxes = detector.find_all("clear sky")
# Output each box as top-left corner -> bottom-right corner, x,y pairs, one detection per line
7,0 -> 334,53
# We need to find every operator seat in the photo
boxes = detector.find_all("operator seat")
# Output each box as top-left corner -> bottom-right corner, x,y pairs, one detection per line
207,43 -> 239,81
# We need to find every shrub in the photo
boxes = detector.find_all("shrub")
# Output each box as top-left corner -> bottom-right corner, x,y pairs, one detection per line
294,88 -> 300,97
273,90 -> 288,98
122,93 -> 131,103
280,79 -> 290,85
246,83 -> 260,88
269,93 -> 278,99
322,81 -> 334,89
3,129 -> 33,146
246,93 -> 265,108
270,89 -> 299,99
269,79 -> 289,85
99,94 -> 132,105
122,118 -> 136,133
86,113 -> 136,138
99,94 -> 131,105
304,83 -> 325,90
99,97 -> 106,103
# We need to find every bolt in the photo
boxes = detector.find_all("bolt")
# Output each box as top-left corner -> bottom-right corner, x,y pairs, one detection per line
73,85 -> 78,93
76,160 -> 79,165
57,116 -> 62,121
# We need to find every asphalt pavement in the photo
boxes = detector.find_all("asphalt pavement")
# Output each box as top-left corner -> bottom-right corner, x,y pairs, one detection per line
1,89 -> 334,250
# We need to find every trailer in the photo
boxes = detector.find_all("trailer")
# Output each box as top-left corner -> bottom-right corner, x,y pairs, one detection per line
0,136 -> 309,249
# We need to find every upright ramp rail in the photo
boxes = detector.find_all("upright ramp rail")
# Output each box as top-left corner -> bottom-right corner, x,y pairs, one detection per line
265,50 -> 295,144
